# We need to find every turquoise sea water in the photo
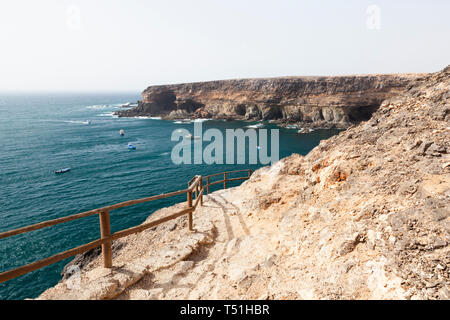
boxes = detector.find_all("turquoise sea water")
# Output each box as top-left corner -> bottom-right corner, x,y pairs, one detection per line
0,93 -> 341,299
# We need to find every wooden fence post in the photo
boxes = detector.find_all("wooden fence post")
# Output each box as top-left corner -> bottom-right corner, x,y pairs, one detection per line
194,177 -> 198,200
199,176 -> 203,206
99,209 -> 113,268
248,169 -> 252,177
206,176 -> 210,194
187,189 -> 193,231
224,172 -> 227,189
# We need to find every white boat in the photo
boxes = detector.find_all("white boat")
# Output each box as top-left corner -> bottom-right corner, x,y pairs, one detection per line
185,134 -> 201,140
297,128 -> 315,134
246,122 -> 264,129
55,167 -> 71,174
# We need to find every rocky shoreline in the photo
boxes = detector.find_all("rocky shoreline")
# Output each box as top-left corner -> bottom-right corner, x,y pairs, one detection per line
116,73 -> 424,129
39,66 -> 449,300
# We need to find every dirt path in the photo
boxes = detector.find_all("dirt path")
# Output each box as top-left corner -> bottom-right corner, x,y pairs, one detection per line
115,189 -> 267,300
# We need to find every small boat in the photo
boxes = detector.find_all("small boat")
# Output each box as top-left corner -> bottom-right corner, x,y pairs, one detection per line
174,119 -> 192,124
120,129 -> 125,136
185,134 -> 201,140
246,123 -> 264,129
128,143 -> 136,150
55,168 -> 71,174
297,128 -> 315,134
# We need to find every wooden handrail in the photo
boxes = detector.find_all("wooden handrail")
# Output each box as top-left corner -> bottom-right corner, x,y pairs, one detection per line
193,187 -> 204,210
0,208 -> 103,240
206,169 -> 250,178
110,207 -> 193,241
0,238 -> 108,283
105,188 -> 189,211
0,188 -> 190,241
187,176 -> 197,186
0,169 -> 252,285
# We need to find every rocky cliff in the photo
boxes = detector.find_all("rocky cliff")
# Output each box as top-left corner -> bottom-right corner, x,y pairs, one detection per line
39,66 -> 449,300
117,74 -> 423,128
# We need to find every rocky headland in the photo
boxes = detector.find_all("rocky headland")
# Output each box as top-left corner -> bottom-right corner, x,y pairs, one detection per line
39,66 -> 449,300
116,74 -> 423,128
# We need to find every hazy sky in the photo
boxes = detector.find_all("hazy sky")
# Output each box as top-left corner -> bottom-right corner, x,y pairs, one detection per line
0,0 -> 449,92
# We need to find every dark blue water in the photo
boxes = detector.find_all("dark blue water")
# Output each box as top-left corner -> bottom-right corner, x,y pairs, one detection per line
0,93 -> 341,299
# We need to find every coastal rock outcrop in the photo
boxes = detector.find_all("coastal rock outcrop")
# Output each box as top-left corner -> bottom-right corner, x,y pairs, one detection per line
117,74 -> 423,128
40,66 -> 449,300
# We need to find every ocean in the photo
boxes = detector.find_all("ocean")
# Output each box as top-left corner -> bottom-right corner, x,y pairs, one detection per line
0,93 -> 341,299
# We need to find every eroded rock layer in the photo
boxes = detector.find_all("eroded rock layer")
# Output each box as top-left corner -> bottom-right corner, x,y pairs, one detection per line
117,74 -> 423,128
40,67 -> 449,300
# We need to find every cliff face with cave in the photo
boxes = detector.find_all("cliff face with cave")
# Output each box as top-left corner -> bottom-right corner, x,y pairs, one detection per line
117,74 -> 423,128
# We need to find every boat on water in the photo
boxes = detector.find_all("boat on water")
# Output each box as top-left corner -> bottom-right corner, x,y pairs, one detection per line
120,129 -> 125,136
185,134 -> 201,140
174,119 -> 192,124
55,168 -> 71,174
128,143 -> 136,150
297,128 -> 315,134
246,123 -> 264,129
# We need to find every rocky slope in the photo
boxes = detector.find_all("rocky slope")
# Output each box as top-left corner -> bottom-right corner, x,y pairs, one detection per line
117,74 -> 422,128
39,67 -> 449,300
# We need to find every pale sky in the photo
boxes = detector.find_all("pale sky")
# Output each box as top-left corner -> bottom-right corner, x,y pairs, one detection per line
0,0 -> 449,92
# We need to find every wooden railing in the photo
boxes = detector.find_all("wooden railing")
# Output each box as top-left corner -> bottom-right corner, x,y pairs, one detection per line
0,169 -> 252,284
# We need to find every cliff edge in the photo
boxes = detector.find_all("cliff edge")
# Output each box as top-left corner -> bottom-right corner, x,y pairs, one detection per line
39,67 -> 449,300
117,73 -> 423,128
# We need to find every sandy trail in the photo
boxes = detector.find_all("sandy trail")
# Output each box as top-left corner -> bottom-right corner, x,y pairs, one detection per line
115,189 -> 267,300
